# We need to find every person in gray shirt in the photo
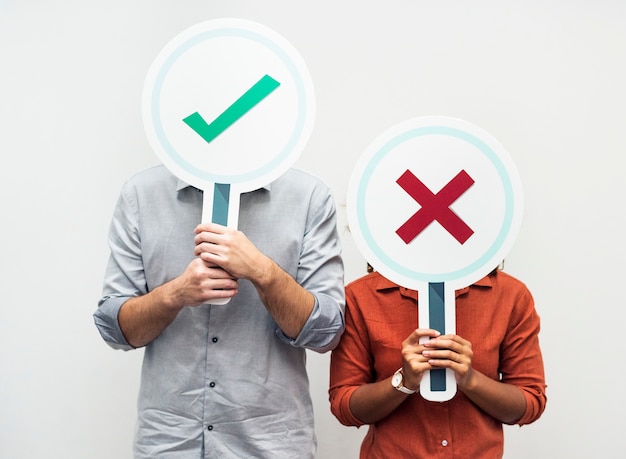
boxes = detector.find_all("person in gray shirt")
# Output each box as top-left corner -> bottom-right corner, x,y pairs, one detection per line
94,165 -> 345,458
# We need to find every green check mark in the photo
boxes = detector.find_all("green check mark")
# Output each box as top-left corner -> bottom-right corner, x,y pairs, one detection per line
183,74 -> 281,143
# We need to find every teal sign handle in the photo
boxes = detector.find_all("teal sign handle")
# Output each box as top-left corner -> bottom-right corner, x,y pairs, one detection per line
200,183 -> 238,306
428,282 -> 446,392
212,183 -> 230,225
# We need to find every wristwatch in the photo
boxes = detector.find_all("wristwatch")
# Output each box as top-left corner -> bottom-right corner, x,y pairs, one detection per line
391,368 -> 417,394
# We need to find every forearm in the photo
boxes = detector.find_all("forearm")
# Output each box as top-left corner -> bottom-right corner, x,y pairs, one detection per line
348,377 -> 411,424
251,255 -> 315,339
118,281 -> 184,348
460,369 -> 527,424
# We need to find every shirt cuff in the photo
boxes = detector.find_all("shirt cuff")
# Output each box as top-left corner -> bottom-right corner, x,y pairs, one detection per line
274,294 -> 344,353
93,296 -> 134,351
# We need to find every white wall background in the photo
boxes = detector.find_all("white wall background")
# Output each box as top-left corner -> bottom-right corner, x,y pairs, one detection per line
1,1 -> 624,458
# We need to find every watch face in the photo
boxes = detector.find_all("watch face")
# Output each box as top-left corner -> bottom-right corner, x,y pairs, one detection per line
392,372 -> 402,387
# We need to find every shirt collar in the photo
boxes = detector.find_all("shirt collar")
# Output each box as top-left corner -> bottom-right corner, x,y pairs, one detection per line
176,178 -> 271,193
373,271 -> 494,299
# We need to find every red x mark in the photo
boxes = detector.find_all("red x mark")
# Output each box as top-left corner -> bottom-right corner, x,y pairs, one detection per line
396,169 -> 475,244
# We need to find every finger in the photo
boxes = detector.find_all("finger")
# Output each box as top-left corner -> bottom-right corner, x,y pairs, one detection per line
425,354 -> 471,379
423,335 -> 459,350
435,334 -> 470,348
203,286 -> 239,301
194,222 -> 227,234
422,348 -> 456,361
204,278 -> 239,291
425,335 -> 471,358
194,242 -> 221,257
205,265 -> 237,280
425,346 -> 472,366
403,355 -> 432,376
416,328 -> 441,338
422,348 -> 460,370
425,357 -> 456,370
404,328 -> 440,346
194,231 -> 220,247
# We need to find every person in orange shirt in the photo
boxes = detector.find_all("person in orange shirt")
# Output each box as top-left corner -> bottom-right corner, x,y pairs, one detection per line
329,265 -> 547,458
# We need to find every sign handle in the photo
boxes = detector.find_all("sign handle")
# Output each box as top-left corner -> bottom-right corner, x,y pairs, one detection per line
200,183 -> 241,305
419,282 -> 457,402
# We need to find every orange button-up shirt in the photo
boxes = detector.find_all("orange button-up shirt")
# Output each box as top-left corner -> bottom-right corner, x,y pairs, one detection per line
329,271 -> 547,459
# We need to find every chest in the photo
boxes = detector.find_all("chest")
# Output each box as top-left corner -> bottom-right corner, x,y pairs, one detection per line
365,290 -> 508,379
138,187 -> 306,287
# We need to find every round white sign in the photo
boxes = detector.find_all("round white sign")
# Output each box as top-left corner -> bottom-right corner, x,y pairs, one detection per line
347,116 -> 523,291
142,18 -> 316,193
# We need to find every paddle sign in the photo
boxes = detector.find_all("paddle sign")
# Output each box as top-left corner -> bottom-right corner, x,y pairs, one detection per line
142,18 -> 315,304
347,116 -> 524,401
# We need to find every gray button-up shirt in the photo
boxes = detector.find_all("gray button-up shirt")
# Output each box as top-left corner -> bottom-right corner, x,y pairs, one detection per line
94,165 -> 345,458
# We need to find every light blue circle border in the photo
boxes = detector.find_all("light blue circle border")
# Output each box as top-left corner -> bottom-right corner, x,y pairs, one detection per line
149,26 -> 309,185
356,125 -> 517,283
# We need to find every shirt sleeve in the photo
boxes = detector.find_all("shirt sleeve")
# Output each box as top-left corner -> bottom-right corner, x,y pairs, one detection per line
276,182 -> 345,354
328,285 -> 371,427
499,283 -> 547,426
93,183 -> 145,351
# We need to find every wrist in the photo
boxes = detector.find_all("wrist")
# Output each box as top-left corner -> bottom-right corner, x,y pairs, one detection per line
458,367 -> 479,392
157,279 -> 186,312
249,254 -> 277,286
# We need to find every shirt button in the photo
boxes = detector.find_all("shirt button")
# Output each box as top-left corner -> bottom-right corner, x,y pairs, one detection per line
207,425 -> 213,431
212,337 -> 219,343
209,382 -> 216,388
441,440 -> 448,447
